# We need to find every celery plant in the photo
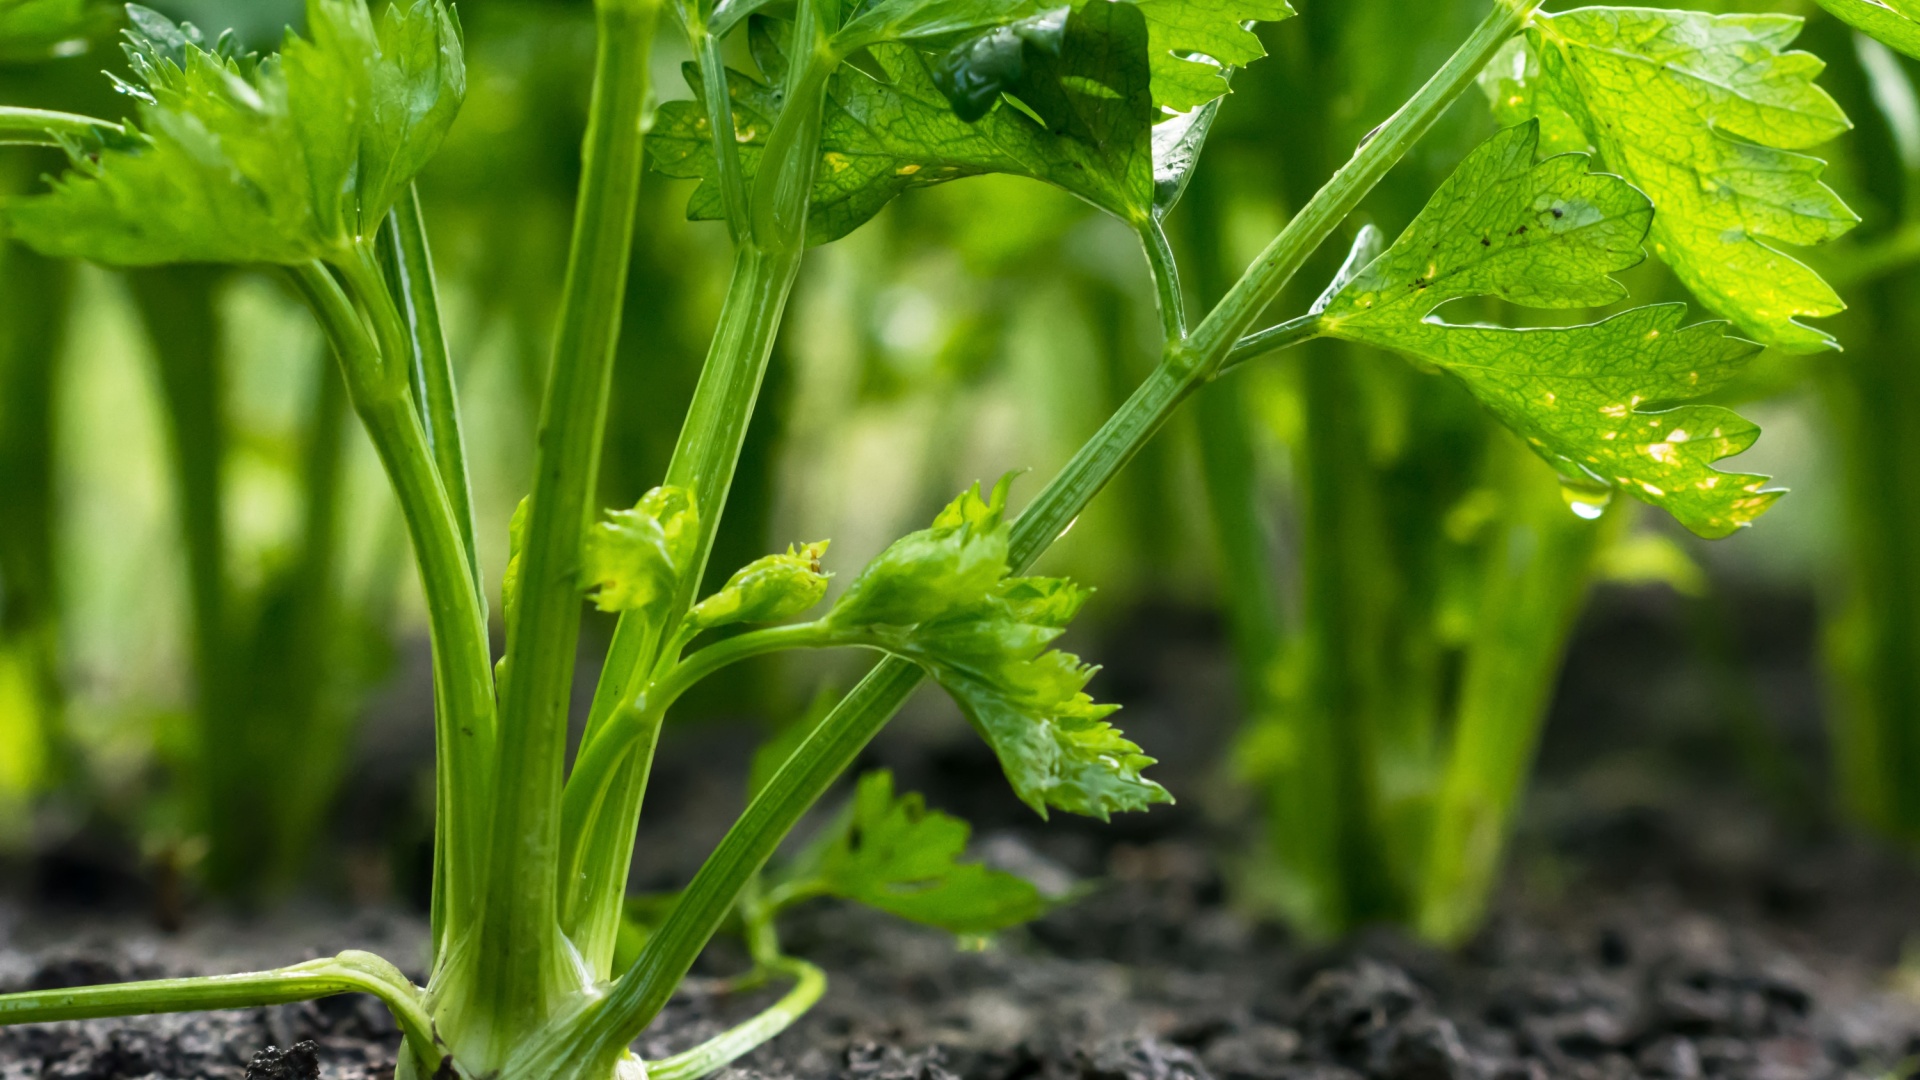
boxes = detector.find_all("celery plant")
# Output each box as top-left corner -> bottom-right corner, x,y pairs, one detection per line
1792,11 -> 1920,849
126,264 -> 370,900
0,0 -> 1822,1077
1205,0 -> 1869,943
0,0 -> 108,839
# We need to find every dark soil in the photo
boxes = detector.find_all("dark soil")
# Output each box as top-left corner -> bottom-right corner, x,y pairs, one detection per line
6,814 -> 1920,1080
5,587 -> 1919,1080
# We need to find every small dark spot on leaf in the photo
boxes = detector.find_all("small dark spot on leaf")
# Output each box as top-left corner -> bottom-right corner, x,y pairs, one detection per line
1552,207 -> 1564,218
1516,225 -> 1529,234
1480,238 -> 1491,247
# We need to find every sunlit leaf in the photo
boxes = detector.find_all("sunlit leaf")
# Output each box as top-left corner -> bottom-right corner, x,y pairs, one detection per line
1321,122 -> 1778,539
1490,7 -> 1857,353
1811,0 -> 1920,62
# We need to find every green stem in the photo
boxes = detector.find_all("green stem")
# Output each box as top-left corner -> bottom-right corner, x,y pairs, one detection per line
0,952 -> 444,1076
0,242 -> 72,798
1140,221 -> 1187,341
289,262 -> 494,960
1415,455 -> 1613,943
1183,0 -> 1538,367
685,18 -> 750,240
567,622 -> 827,839
561,620 -> 826,971
644,957 -> 826,1080
128,268 -> 241,892
0,106 -> 120,145
385,185 -> 482,601
557,2 -> 1534,1060
565,47 -> 814,966
472,0 -> 660,1042
1221,313 -> 1324,372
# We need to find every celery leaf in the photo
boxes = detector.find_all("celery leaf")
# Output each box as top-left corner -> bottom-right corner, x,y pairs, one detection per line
1811,0 -> 1920,61
2,0 -> 464,267
652,3 -> 1152,243
1494,7 -> 1856,352
824,479 -> 1168,819
783,770 -> 1050,933
1320,122 -> 1777,539
1128,0 -> 1293,113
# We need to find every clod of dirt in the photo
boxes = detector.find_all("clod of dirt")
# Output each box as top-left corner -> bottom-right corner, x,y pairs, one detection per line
245,1041 -> 320,1080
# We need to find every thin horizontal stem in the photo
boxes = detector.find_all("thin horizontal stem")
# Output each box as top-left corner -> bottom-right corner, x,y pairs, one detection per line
1220,313 -> 1324,373
0,952 -> 444,1075
644,957 -> 826,1080
0,106 -> 121,145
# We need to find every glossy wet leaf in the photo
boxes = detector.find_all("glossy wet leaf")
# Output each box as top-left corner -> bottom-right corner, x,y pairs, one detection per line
1130,0 -> 1293,113
583,486 -> 698,614
835,0 -> 1055,52
1811,0 -> 1920,61
927,8 -> 1066,122
1321,123 -> 1777,539
824,480 -> 1169,819
651,2 -> 1152,243
689,541 -> 832,630
1492,7 -> 1856,353
1151,96 -> 1220,219
784,770 -> 1049,933
2,0 -> 464,267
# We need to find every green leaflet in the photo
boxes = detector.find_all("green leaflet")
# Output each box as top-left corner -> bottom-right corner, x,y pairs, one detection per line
583,486 -> 699,614
1812,0 -> 1920,62
1130,0 -> 1293,113
1321,122 -> 1777,539
834,0 -> 1055,53
824,479 -> 1168,819
1488,7 -> 1856,353
651,3 -> 1153,243
689,541 -> 833,630
2,0 -> 463,267
781,770 -> 1050,933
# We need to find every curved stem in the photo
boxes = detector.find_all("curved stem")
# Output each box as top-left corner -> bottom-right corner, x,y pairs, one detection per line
0,952 -> 445,1076
561,622 -> 829,880
0,106 -> 120,146
288,261 -> 494,958
1139,221 -> 1188,342
644,957 -> 826,1080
